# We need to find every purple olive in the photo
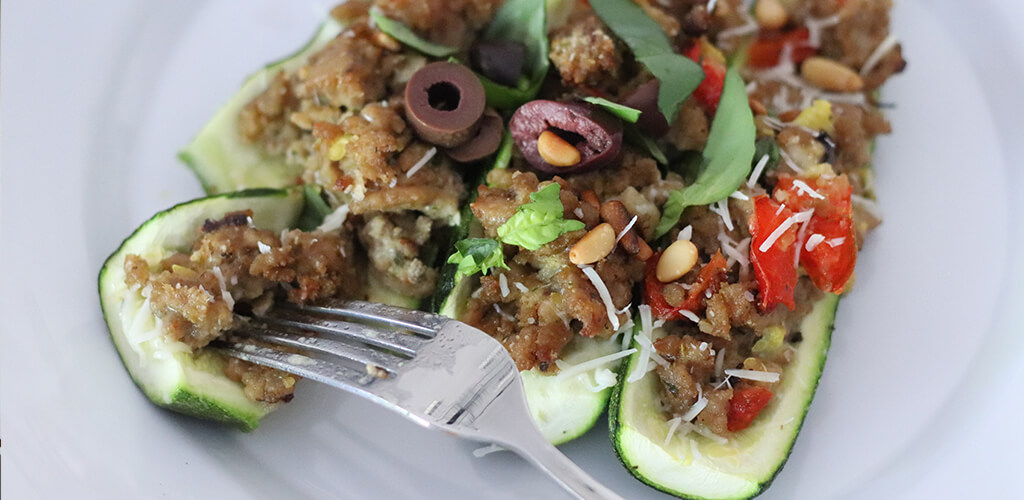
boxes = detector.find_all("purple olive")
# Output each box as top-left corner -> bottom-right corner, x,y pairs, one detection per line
471,40 -> 525,88
622,80 -> 670,137
404,62 -> 486,148
509,100 -> 623,174
446,109 -> 505,163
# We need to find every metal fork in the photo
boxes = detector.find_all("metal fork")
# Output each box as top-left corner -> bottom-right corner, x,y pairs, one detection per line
211,299 -> 622,500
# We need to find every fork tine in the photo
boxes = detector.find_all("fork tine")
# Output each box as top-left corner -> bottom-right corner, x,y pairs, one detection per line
251,312 -> 425,357
231,323 -> 407,373
211,343 -> 385,394
277,300 -> 444,336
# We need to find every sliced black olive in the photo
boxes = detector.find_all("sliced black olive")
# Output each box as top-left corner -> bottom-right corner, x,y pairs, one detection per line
622,80 -> 670,137
509,100 -> 623,174
446,109 -> 505,163
816,132 -> 837,165
470,40 -> 525,87
404,62 -> 486,148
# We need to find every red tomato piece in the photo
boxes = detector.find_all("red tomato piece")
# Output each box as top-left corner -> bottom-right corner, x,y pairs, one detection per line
745,28 -> 816,69
749,195 -> 799,311
727,386 -> 774,432
644,251 -> 728,321
685,44 -> 727,115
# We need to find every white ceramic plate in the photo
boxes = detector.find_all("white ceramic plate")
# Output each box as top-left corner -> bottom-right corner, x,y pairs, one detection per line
3,0 -> 1023,498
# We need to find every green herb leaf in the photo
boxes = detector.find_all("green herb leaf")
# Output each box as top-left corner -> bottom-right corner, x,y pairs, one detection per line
624,125 -> 667,165
583,97 -> 641,123
588,0 -> 704,123
476,0 -> 549,109
446,238 -> 509,276
497,183 -> 585,250
369,7 -> 458,57
753,136 -> 780,171
493,128 -> 514,170
296,185 -> 334,231
655,67 -> 756,237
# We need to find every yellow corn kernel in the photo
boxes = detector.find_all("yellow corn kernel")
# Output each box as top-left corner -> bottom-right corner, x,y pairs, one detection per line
328,135 -> 351,162
793,99 -> 834,134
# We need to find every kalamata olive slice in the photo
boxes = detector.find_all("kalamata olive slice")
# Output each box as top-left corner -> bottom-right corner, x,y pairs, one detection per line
446,109 -> 505,163
622,80 -> 670,137
509,100 -> 623,174
404,62 -> 486,148
470,40 -> 525,87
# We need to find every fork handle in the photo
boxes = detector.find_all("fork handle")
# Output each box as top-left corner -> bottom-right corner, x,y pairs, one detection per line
505,435 -> 624,500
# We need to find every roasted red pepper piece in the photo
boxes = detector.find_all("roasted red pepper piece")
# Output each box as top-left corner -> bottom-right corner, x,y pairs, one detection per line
749,195 -> 799,311
774,174 -> 857,293
745,28 -> 816,69
727,386 -> 774,432
685,45 -> 727,115
644,250 -> 728,321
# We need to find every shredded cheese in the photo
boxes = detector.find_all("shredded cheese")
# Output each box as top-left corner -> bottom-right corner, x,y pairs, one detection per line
615,215 -> 638,244
628,305 -> 654,382
729,190 -> 750,201
664,417 -> 684,445
256,241 -> 271,254
619,319 -> 635,350
826,236 -> 846,248
405,146 -> 437,178
556,348 -> 637,379
498,273 -> 510,298
677,225 -> 693,241
586,368 -> 619,392
681,396 -> 709,422
211,266 -> 235,310
778,148 -> 805,174
492,304 -> 515,322
805,14 -> 840,48
317,204 -> 350,232
709,199 -> 734,231
724,368 -> 781,383
747,155 -> 770,188
805,233 -> 826,251
791,179 -> 825,199
793,208 -> 814,267
680,310 -> 701,323
759,210 -> 813,252
574,207 -> 585,219
514,281 -> 529,293
580,265 -> 620,331
714,348 -> 726,378
860,34 -> 899,76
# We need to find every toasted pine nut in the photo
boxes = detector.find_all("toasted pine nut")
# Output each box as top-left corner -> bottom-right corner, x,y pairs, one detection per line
657,239 -> 699,282
373,31 -> 401,51
537,130 -> 581,167
800,57 -> 864,92
569,223 -> 616,265
755,0 -> 788,30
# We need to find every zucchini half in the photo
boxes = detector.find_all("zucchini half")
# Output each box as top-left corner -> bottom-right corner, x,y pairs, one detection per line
178,19 -> 344,194
610,294 -> 840,499
99,189 -> 306,430
438,273 -> 621,445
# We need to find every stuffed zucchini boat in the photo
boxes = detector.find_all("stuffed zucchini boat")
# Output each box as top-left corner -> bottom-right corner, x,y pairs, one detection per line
99,188 -> 333,430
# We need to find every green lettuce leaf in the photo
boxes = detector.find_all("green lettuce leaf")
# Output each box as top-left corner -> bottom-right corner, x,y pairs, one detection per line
369,7 -> 458,57
655,66 -> 756,237
497,184 -> 585,250
446,238 -> 509,276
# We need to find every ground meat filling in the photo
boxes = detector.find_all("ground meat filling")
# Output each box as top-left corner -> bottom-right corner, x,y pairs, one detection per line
124,211 -> 361,403
461,170 -> 645,371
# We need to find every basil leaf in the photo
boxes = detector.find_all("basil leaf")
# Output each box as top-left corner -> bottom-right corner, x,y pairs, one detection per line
296,185 -> 334,231
476,0 -> 549,109
588,0 -> 704,123
583,97 -> 641,123
753,136 -> 780,171
497,184 -> 585,250
369,7 -> 458,57
655,67 -> 756,237
446,238 -> 509,276
623,125 -> 667,165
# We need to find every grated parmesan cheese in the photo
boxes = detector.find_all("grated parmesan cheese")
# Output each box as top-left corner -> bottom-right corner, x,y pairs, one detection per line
556,348 -> 637,379
826,236 -> 846,248
664,417 -> 684,445
805,233 -> 826,251
514,281 -> 529,293
405,146 -> 437,178
729,190 -> 750,201
580,265 -> 620,331
747,154 -> 770,188
709,199 -> 734,231
860,34 -> 899,76
793,208 -> 814,267
498,273 -> 510,298
615,216 -> 638,244
680,310 -> 701,323
257,241 -> 271,254
778,148 -> 805,174
586,368 -> 619,392
627,305 -> 654,382
724,368 -> 780,383
759,210 -> 813,252
805,14 -> 840,48
791,179 -> 825,199
317,204 -> 350,232
677,225 -> 693,242
211,266 -> 235,310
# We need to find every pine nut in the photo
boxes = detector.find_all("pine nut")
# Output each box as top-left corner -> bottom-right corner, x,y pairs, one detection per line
537,130 -> 581,167
569,223 -> 616,265
755,0 -> 788,30
657,239 -> 699,282
800,57 -> 864,92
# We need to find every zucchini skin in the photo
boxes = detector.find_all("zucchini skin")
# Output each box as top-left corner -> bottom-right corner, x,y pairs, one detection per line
608,295 -> 839,500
